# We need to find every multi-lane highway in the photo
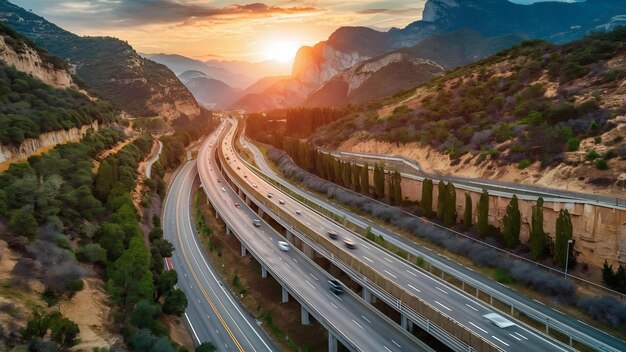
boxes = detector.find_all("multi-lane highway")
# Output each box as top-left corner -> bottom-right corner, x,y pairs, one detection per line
214,118 -> 574,352
197,123 -> 430,351
240,136 -> 626,352
163,123 -> 277,352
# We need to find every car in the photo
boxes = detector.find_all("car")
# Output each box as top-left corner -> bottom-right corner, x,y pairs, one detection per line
343,238 -> 356,249
328,279 -> 344,295
244,175 -> 247,178
252,219 -> 261,227
278,199 -> 285,205
277,241 -> 290,252
253,184 -> 258,188
221,187 -> 226,192
483,313 -> 515,328
295,210 -> 302,215
234,202 -> 240,208
237,166 -> 241,170
217,179 -> 221,183
327,231 -> 339,240
267,193 -> 273,198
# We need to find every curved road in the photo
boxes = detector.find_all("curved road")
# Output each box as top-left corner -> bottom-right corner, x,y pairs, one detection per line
163,124 -> 277,352
146,140 -> 163,179
241,136 -> 626,352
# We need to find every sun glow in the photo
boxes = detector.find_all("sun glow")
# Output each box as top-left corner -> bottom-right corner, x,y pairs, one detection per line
263,40 -> 302,63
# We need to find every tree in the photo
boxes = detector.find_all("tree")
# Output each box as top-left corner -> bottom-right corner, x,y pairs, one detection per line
107,237 -> 154,307
421,179 -> 433,217
156,270 -> 178,299
77,243 -> 107,265
477,189 -> 489,238
374,163 -> 385,199
529,197 -> 547,260
9,208 -> 38,240
360,162 -> 370,195
94,159 -> 115,201
50,317 -> 80,348
163,289 -> 188,316
554,209 -> 574,269
392,170 -> 402,205
352,164 -> 361,192
462,192 -> 472,231
443,182 -> 457,227
196,342 -> 217,352
437,181 -> 446,220
501,195 -> 521,248
602,260 -> 616,287
130,300 -> 159,330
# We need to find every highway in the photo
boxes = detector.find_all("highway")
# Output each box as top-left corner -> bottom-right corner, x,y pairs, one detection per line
197,122 -> 430,351
241,136 -> 626,352
163,123 -> 277,352
215,118 -> 573,352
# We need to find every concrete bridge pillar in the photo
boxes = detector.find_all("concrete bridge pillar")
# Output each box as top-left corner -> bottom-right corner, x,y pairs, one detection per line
261,266 -> 267,278
362,287 -> 372,304
282,287 -> 289,303
240,243 -> 247,257
226,226 -> 231,236
257,208 -> 264,217
328,333 -> 338,352
302,242 -> 314,259
286,230 -> 293,242
301,306 -> 310,325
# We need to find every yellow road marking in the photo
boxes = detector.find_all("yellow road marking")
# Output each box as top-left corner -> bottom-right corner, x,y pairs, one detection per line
175,164 -> 244,352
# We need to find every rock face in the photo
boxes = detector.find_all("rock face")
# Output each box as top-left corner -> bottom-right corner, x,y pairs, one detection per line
0,35 -> 73,88
0,121 -> 100,164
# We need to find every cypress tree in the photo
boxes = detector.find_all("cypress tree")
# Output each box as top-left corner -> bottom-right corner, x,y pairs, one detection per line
360,162 -> 370,195
387,173 -> 395,204
602,260 -> 615,287
554,209 -> 574,269
462,192 -> 472,231
352,164 -> 361,192
393,170 -> 402,205
443,182 -> 457,227
477,188 -> 489,238
421,179 -> 433,217
374,163 -> 385,199
342,162 -> 352,189
529,197 -> 546,260
502,195 -> 521,248
437,181 -> 446,220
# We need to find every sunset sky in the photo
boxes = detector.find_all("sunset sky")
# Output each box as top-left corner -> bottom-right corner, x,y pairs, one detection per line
14,0 -> 568,64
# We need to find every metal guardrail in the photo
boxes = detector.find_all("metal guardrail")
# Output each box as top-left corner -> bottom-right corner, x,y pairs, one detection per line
223,131 -> 502,352
243,140 -> 625,352
320,148 -> 626,209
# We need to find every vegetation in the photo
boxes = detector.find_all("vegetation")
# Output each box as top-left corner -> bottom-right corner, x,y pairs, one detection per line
554,209 -> 574,270
529,197 -> 547,260
421,178 -> 433,217
476,189 -> 489,238
601,260 -> 626,294
501,195 -> 521,248
462,192 -> 472,231
442,182 -> 457,227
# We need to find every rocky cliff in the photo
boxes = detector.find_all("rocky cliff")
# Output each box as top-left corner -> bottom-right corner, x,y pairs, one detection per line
0,34 -> 73,88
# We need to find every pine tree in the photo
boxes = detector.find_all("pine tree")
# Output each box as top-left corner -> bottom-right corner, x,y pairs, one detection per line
393,170 -> 402,205
554,209 -> 574,269
443,182 -> 457,227
421,178 -> 433,217
374,163 -> 385,199
502,195 -> 521,248
529,197 -> 546,260
360,162 -> 370,195
94,159 -> 115,201
477,189 -> 489,238
462,192 -> 472,231
437,181 -> 446,220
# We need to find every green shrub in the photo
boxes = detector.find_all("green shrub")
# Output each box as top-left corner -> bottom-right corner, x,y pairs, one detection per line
595,159 -> 609,170
517,159 -> 532,169
585,149 -> 601,160
494,268 -> 513,284
567,138 -> 580,151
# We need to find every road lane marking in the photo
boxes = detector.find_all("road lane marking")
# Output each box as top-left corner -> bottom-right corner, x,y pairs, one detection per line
383,269 -> 398,279
305,280 -> 316,289
330,302 -> 338,309
384,346 -> 392,352
406,270 -> 417,277
491,336 -> 510,347
184,312 -> 201,344
361,315 -> 372,325
352,319 -> 364,330
468,322 -> 488,334
465,304 -> 478,311
509,333 -> 522,341
384,257 -> 393,263
363,256 -> 374,263
435,287 -> 448,295
309,274 -> 318,281
435,301 -> 451,311
391,340 -> 401,348
514,332 -> 528,340
407,284 -> 421,293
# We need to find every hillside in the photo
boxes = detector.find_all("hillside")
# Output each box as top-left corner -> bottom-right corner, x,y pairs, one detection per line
0,24 -> 117,146
184,77 -> 242,109
311,28 -> 626,193
0,0 -> 200,121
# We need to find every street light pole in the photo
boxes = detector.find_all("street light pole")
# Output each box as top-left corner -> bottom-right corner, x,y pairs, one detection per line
565,239 -> 574,276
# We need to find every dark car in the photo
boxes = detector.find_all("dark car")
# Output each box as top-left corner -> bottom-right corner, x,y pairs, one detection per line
328,230 -> 339,240
328,279 -> 344,295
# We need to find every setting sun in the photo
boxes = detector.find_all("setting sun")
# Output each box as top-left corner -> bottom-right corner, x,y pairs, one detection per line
264,40 -> 302,63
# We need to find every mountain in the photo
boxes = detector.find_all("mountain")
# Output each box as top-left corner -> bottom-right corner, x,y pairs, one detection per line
204,59 -> 290,86
305,30 -> 524,107
237,0 -> 626,112
241,75 -> 290,95
0,23 -> 117,146
184,76 -> 242,109
0,0 -> 200,122
178,70 -> 208,84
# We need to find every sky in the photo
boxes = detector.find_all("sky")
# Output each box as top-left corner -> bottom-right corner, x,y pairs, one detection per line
13,0 -> 574,63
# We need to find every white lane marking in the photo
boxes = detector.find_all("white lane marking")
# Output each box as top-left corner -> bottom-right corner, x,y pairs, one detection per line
331,302 -> 338,309
514,332 -> 528,340
406,270 -> 418,277
352,319 -> 364,330
435,301 -> 451,311
305,280 -> 316,289
407,284 -> 421,293
384,346 -> 392,352
292,258 -> 298,263
184,313 -> 200,344
363,256 -> 374,263
361,315 -> 372,325
465,304 -> 478,312
468,322 -> 488,334
216,329 -> 219,334
384,257 -> 393,263
435,287 -> 448,295
309,274 -> 318,281
383,269 -> 398,279
391,340 -> 401,348
491,336 -> 510,347
509,333 -> 522,341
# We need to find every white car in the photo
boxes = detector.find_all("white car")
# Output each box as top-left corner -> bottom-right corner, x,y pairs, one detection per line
483,313 -> 515,328
221,187 -> 226,192
295,210 -> 302,215
278,199 -> 285,205
277,241 -> 290,252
